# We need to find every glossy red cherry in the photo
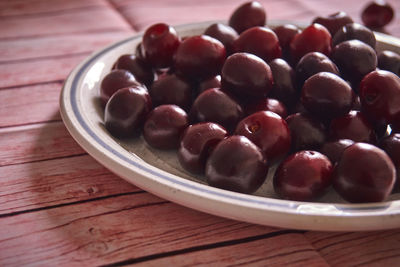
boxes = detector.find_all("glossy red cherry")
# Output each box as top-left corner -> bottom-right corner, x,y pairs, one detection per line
178,122 -> 228,174
301,72 -> 355,120
333,142 -> 396,203
319,139 -> 355,164
205,135 -> 269,194
204,23 -> 238,55
286,113 -> 327,151
104,86 -> 152,138
332,23 -> 376,49
359,70 -> 400,125
273,150 -> 333,201
290,23 -> 332,63
174,35 -> 226,81
143,105 -> 188,150
235,111 -> 291,162
115,54 -> 154,86
100,69 -> 140,106
233,26 -> 281,62
362,1 -> 394,28
329,110 -> 377,143
229,1 -> 266,34
268,58 -> 297,106
142,23 -> 180,68
149,73 -> 193,111
245,98 -> 288,118
312,11 -> 354,36
273,24 -> 300,51
221,52 -> 273,98
378,50 -> 400,77
190,88 -> 244,132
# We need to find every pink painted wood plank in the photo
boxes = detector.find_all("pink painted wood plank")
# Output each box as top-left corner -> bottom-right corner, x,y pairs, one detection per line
0,154 -> 138,214
143,233 -> 329,266
0,30 -> 132,62
0,0 -> 108,17
0,7 -> 131,39
0,82 -> 62,126
0,122 -> 84,166
0,192 -> 304,266
305,231 -> 400,266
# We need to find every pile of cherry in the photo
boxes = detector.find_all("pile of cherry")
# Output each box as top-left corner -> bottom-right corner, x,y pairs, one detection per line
100,1 -> 400,203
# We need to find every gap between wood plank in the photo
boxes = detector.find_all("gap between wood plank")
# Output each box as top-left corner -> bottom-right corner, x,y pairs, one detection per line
106,0 -> 140,32
0,118 -> 62,130
0,79 -> 64,91
0,51 -> 91,65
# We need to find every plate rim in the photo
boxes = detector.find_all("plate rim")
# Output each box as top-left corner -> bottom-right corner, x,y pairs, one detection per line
60,20 -> 400,231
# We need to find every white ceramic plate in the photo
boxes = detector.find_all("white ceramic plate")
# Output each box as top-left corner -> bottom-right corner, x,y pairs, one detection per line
60,21 -> 400,231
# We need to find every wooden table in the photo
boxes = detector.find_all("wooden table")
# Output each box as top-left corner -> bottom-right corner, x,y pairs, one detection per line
1,0 -> 400,266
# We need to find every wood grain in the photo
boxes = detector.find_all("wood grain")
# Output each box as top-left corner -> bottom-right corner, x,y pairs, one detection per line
0,154 -> 139,214
0,193 -> 321,266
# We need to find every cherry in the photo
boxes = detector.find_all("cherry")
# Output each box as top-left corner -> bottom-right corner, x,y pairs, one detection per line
100,69 -> 140,106
178,122 -> 228,174
286,113 -> 327,151
204,23 -> 238,55
228,1 -> 266,34
245,98 -> 288,118
273,24 -> 300,51
135,42 -> 146,61
114,54 -> 154,86
301,72 -> 355,120
332,23 -> 376,49
295,52 -> 339,89
149,73 -> 193,111
142,23 -> 180,68
174,35 -> 226,81
104,86 -> 152,138
361,1 -> 394,28
359,70 -> 400,126
205,135 -> 268,194
197,75 -> 221,94
221,52 -> 273,98
268,58 -> 297,106
273,150 -> 333,201
290,23 -> 332,63
329,110 -> 377,143
333,142 -> 396,203
380,133 -> 400,181
235,111 -> 291,162
233,26 -> 281,62
331,40 -> 377,86
143,105 -> 188,150
312,11 -> 354,36
378,50 -> 400,76
189,88 -> 243,132
319,139 -> 355,164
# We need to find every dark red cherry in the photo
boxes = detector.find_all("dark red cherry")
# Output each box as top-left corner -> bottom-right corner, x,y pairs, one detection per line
273,24 -> 300,51
178,122 -> 228,174
245,98 -> 288,118
319,139 -> 355,164
135,42 -> 146,61
228,1 -> 266,34
378,50 -> 400,76
331,40 -> 377,86
142,23 -> 180,68
290,23 -> 332,63
205,135 -> 268,194
233,26 -> 281,62
197,75 -> 221,94
286,113 -> 327,151
174,35 -> 226,81
221,52 -> 273,98
295,52 -> 339,89
359,70 -> 400,125
100,69 -> 140,106
312,11 -> 354,36
273,150 -> 333,201
329,110 -> 377,143
143,105 -> 188,150
235,111 -> 291,162
332,23 -> 376,49
301,72 -> 355,120
268,58 -> 297,106
104,86 -> 152,138
149,73 -> 193,111
333,142 -> 396,203
204,23 -> 238,55
190,88 -> 244,132
362,1 -> 394,28
115,54 -> 154,86
380,133 -> 400,181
